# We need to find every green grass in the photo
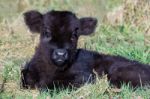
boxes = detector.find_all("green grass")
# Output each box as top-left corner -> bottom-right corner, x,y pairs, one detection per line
84,24 -> 150,64
0,0 -> 150,99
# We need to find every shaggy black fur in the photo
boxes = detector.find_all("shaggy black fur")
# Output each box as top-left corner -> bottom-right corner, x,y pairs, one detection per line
21,10 -> 150,91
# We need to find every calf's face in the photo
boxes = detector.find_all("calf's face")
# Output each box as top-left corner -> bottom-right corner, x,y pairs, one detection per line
24,10 -> 97,67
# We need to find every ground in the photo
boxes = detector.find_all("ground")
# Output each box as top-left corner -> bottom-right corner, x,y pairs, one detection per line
0,0 -> 150,98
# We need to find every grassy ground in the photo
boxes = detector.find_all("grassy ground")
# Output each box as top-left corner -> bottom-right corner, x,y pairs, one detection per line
0,0 -> 150,99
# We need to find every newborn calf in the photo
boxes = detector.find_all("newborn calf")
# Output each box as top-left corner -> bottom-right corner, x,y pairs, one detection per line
21,10 -> 97,90
21,10 -> 150,90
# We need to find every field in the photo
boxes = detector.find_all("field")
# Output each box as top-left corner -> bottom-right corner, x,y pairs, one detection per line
0,0 -> 150,98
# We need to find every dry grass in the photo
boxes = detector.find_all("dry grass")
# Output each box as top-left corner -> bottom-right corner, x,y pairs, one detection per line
0,0 -> 150,98
123,0 -> 150,46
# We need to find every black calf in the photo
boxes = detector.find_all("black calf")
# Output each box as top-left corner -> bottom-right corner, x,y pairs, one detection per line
21,10 -> 150,90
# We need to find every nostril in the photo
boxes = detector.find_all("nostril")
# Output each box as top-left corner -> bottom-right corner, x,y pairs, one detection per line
63,51 -> 68,59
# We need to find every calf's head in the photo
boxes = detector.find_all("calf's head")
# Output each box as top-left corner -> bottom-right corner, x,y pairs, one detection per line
24,10 -> 97,67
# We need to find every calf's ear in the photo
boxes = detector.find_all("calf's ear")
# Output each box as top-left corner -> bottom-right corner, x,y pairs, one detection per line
24,10 -> 43,33
79,17 -> 97,35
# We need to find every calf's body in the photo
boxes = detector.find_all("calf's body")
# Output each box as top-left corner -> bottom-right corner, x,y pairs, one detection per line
21,10 -> 150,90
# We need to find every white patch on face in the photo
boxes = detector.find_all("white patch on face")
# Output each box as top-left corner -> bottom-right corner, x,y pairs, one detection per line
57,52 -> 65,55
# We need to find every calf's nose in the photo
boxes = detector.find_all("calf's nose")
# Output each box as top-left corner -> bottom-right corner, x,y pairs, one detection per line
53,49 -> 68,59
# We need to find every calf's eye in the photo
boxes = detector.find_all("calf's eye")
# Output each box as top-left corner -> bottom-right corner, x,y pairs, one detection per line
43,31 -> 50,37
43,31 -> 52,42
71,28 -> 78,41
71,34 -> 77,42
